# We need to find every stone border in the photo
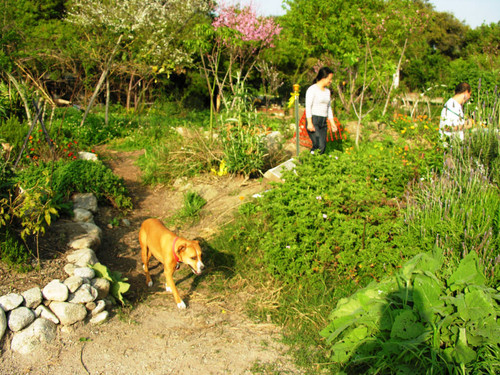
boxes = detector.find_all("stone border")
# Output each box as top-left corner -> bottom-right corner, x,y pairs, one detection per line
0,193 -> 116,354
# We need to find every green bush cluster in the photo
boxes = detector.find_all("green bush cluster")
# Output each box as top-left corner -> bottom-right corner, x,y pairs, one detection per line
15,159 -> 132,210
252,144 -> 424,288
54,107 -> 136,148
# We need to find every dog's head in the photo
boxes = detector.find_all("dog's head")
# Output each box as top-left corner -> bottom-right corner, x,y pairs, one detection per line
177,240 -> 204,275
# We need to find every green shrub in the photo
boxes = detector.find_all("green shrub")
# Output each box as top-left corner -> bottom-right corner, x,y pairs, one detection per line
53,106 -> 135,148
0,228 -> 32,272
255,145 -> 422,287
0,150 -> 14,198
15,159 -> 132,210
320,250 -> 500,374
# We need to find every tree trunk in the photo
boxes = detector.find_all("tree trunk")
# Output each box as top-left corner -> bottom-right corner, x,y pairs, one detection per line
126,72 -> 134,111
381,38 -> 408,117
80,34 -> 123,127
105,76 -> 110,126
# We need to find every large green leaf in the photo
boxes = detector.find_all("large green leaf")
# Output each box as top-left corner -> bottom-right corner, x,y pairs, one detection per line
455,328 -> 477,364
330,326 -> 369,363
447,252 -> 486,291
413,273 -> 444,323
390,310 -> 425,340
401,252 -> 442,280
91,262 -> 130,305
461,289 -> 496,322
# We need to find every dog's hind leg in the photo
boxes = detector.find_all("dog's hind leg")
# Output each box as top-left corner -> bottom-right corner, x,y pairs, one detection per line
139,235 -> 153,287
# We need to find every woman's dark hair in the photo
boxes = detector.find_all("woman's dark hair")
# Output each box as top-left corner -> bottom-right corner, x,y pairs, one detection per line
313,67 -> 333,83
455,82 -> 471,94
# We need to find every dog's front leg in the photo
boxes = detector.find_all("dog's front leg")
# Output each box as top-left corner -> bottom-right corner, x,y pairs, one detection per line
164,267 -> 186,309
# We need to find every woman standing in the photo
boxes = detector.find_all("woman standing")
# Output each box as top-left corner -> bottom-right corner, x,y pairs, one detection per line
305,67 -> 337,154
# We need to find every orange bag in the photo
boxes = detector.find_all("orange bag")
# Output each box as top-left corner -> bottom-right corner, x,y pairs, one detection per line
294,112 -> 345,148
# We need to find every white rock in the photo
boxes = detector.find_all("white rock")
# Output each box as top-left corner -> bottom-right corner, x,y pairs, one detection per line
85,301 -> 97,311
0,308 -> 6,341
11,318 -> 57,354
72,193 -> 98,213
78,151 -> 98,161
49,301 -> 87,325
64,276 -> 84,293
42,280 -> 69,302
91,278 -> 111,300
0,293 -> 24,311
68,234 -> 101,251
91,300 -> 106,316
34,305 -> 60,325
263,130 -> 284,154
64,263 -> 77,276
90,310 -> 109,325
73,208 -> 94,223
67,248 -> 98,267
8,307 -> 35,332
80,222 -> 102,239
68,284 -> 98,304
74,267 -> 95,279
22,287 -> 43,309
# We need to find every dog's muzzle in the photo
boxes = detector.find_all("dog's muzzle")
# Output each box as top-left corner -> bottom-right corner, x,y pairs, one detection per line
191,261 -> 205,275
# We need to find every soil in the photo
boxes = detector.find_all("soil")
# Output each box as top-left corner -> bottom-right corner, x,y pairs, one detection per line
0,148 -> 304,375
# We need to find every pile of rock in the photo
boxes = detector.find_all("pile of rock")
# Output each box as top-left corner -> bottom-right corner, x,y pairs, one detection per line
0,193 -> 115,355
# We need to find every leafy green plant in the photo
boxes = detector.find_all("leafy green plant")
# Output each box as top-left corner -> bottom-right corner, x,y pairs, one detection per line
0,117 -> 29,153
320,250 -> 500,374
91,262 -> 130,306
9,174 -> 60,265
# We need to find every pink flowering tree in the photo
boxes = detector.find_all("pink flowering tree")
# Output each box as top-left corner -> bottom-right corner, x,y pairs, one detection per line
198,1 -> 282,114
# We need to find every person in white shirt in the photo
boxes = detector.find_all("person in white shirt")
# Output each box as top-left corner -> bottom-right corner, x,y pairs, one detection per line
439,82 -> 472,141
305,67 -> 337,154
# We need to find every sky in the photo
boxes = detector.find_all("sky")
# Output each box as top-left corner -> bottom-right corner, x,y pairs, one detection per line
238,0 -> 500,29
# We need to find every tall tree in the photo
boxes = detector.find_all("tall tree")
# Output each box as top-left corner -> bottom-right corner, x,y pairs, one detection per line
67,0 -> 213,109
280,0 -> 427,115
197,2 -> 282,112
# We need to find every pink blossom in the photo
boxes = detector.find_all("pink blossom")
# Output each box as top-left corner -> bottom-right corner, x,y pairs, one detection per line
212,2 -> 281,47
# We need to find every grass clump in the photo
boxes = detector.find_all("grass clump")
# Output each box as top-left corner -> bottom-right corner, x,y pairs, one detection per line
167,191 -> 207,227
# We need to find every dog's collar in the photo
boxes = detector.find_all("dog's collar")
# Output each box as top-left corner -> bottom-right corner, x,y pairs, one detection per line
172,236 -> 180,264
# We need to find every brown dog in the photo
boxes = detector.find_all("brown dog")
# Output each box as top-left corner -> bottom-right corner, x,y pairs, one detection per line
139,218 -> 204,309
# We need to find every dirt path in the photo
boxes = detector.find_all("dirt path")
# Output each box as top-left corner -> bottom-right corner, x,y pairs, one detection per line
0,149 -> 303,375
